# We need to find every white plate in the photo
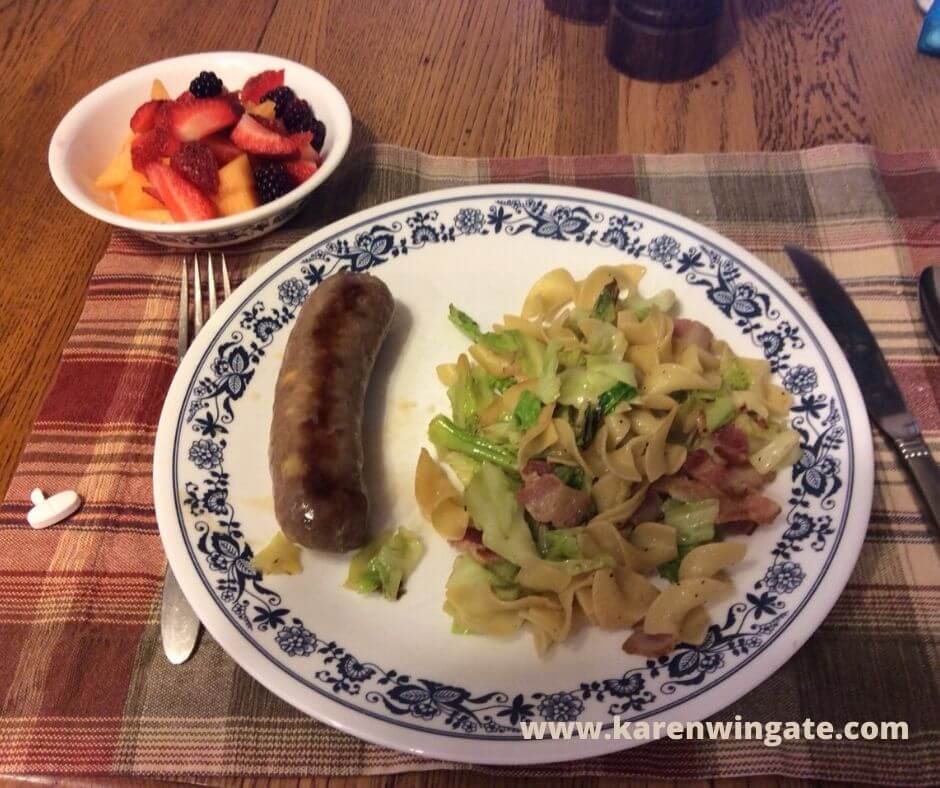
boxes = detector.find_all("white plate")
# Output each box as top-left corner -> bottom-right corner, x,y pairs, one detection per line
154,185 -> 873,764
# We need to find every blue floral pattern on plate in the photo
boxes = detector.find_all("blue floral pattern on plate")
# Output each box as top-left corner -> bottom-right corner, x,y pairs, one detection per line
172,194 -> 851,738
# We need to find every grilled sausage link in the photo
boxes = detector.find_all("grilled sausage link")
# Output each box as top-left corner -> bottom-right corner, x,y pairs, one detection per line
269,272 -> 395,551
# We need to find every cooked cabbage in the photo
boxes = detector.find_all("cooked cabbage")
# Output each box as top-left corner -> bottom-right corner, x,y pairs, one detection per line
345,528 -> 424,601
750,428 -> 801,474
662,498 -> 719,546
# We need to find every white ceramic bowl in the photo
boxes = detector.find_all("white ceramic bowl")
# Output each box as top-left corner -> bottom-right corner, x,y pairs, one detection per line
49,52 -> 352,249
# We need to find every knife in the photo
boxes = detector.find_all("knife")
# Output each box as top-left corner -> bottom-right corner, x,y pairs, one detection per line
786,245 -> 940,541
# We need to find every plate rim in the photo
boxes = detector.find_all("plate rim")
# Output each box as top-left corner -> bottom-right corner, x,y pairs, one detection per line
153,183 -> 874,764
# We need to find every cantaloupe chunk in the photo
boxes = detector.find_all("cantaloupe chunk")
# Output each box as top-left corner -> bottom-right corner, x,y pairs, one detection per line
218,154 -> 254,195
215,154 -> 258,216
216,189 -> 259,216
116,170 -> 164,214
94,132 -> 135,190
251,100 -> 277,120
151,79 -> 170,100
130,208 -> 173,222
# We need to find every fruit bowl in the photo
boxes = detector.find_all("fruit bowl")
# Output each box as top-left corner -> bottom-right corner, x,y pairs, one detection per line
48,52 -> 352,249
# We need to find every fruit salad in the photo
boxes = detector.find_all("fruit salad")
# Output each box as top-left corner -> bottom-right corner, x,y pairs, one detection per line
94,69 -> 326,222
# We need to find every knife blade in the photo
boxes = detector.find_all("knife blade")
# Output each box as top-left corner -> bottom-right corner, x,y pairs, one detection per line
786,245 -> 940,541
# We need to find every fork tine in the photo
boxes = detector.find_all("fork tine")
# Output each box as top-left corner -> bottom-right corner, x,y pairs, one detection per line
193,253 -> 203,334
221,252 -> 231,299
207,252 -> 217,316
178,258 -> 188,361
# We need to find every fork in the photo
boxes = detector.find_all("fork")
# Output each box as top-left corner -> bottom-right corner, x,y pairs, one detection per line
161,251 -> 232,665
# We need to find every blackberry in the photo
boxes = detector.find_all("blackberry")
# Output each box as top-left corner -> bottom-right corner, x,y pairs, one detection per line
262,85 -> 296,117
282,98 -> 315,133
312,119 -> 327,152
189,70 -> 223,98
253,162 -> 293,204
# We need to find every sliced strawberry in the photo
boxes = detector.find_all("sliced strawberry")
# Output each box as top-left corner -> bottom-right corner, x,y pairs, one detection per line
230,113 -> 296,157
130,99 -> 168,133
253,114 -> 287,135
240,69 -> 284,104
131,129 -> 167,172
154,100 -> 173,131
203,133 -> 243,166
288,132 -> 320,163
176,90 -> 196,105
150,103 -> 180,156
283,160 -> 318,185
222,90 -> 243,112
288,131 -> 320,164
142,185 -> 164,204
295,143 -> 317,163
170,97 -> 241,141
145,162 -> 218,221
289,130 -> 312,147
161,131 -> 181,157
171,141 -> 219,194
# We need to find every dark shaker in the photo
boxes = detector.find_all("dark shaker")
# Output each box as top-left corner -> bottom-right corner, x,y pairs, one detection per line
606,0 -> 725,81
544,0 -> 610,24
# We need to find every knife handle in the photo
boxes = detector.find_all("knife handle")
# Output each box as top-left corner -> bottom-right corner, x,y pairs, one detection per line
895,434 -> 940,542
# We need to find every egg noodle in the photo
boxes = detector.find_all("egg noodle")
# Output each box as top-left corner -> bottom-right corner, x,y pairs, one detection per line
415,265 -> 801,656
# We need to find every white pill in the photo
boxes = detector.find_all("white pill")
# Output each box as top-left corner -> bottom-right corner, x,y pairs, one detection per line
27,488 -> 82,529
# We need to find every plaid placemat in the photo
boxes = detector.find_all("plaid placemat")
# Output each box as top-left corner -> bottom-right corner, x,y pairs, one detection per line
1,144 -> 938,784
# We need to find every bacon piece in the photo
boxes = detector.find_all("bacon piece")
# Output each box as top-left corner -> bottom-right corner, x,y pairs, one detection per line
517,473 -> 594,528
728,465 -> 771,492
717,491 -> 780,525
655,474 -> 716,502
630,490 -> 662,524
622,629 -> 677,658
683,449 -> 726,486
450,527 -> 501,565
717,520 -> 759,536
684,449 -> 769,497
713,424 -> 750,465
658,472 -> 779,526
521,459 -> 556,480
673,318 -> 714,349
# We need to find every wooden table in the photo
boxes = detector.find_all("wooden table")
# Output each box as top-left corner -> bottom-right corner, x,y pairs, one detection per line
0,1 -> 937,785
